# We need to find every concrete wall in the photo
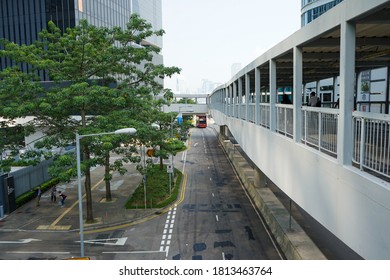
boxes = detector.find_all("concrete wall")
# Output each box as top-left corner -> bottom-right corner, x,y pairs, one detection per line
218,135 -> 326,259
212,109 -> 390,260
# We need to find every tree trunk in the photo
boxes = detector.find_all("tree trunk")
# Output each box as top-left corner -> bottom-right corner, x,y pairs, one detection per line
159,156 -> 163,170
104,151 -> 112,201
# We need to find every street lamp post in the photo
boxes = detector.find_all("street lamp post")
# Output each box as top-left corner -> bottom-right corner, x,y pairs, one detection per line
168,106 -> 193,194
76,127 -> 137,257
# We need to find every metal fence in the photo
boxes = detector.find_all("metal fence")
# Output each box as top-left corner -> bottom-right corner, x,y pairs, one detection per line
10,159 -> 53,197
276,104 -> 294,138
259,104 -> 270,128
353,112 -> 390,179
212,99 -> 390,182
302,107 -> 338,157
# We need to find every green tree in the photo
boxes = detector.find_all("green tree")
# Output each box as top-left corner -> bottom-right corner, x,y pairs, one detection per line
0,15 -> 180,222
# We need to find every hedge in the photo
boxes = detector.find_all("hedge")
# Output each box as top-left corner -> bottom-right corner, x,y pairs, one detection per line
15,177 -> 60,208
125,165 -> 183,209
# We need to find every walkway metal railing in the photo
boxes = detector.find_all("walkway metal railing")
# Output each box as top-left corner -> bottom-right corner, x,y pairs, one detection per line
276,104 -> 294,138
260,104 -> 270,128
353,111 -> 390,179
211,99 -> 390,181
248,104 -> 256,123
301,107 -> 338,157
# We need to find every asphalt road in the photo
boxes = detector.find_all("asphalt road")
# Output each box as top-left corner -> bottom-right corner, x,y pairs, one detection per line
91,126 -> 283,260
0,126 -> 283,260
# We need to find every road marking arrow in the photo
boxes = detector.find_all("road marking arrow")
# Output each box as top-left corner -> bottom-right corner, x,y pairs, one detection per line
0,238 -> 42,244
80,237 -> 127,246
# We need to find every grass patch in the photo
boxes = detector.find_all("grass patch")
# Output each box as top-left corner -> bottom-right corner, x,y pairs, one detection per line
125,164 -> 182,209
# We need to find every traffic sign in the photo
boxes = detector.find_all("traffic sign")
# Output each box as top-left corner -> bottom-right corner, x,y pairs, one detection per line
146,148 -> 154,157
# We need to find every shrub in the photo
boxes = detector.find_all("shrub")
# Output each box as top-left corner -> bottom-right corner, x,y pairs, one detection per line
125,164 -> 182,209
15,177 -> 60,208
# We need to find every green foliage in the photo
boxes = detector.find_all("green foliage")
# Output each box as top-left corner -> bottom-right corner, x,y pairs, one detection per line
48,154 -> 77,182
0,14 -> 181,221
175,98 -> 197,104
125,165 -> 182,209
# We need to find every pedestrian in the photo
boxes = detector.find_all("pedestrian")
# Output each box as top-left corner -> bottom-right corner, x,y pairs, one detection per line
50,186 -> 57,202
309,92 -> 320,107
281,93 -> 292,104
334,98 -> 340,108
58,191 -> 67,207
36,187 -> 42,206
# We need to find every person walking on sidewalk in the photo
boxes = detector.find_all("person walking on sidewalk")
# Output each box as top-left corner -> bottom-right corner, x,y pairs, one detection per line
58,191 -> 67,207
36,187 -> 42,206
50,186 -> 57,202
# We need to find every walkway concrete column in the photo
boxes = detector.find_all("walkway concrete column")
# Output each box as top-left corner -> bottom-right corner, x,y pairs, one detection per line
293,46 -> 303,143
270,59 -> 277,132
230,84 -> 234,117
255,67 -> 261,125
338,20 -> 356,165
224,88 -> 227,115
238,78 -> 243,120
245,73 -> 250,121
233,83 -> 237,118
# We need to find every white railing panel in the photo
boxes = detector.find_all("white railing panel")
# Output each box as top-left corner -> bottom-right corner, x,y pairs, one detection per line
353,112 -> 390,179
276,104 -> 294,138
301,107 -> 338,157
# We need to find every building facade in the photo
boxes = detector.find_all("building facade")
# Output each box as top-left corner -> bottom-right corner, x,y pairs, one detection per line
0,0 -> 162,77
301,0 -> 343,26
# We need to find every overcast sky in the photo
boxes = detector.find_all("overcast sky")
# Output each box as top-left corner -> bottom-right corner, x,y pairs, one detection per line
161,0 -> 301,93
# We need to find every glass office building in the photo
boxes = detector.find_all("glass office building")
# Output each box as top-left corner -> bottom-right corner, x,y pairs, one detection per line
0,0 -> 162,78
301,0 -> 343,26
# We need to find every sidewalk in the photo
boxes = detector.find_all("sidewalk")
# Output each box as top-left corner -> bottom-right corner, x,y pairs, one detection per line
0,162 -> 157,233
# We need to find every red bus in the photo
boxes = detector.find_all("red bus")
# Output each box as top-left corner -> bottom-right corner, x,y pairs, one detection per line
196,114 -> 207,128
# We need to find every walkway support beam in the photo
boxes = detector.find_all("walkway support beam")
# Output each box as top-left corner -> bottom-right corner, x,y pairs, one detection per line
270,59 -> 277,132
293,47 -> 303,143
338,20 -> 356,165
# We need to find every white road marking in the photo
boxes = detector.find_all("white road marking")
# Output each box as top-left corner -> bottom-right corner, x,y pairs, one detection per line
98,179 -> 124,191
0,238 -> 41,244
160,207 -> 177,258
222,252 -> 226,260
7,251 -> 70,254
216,215 -> 219,222
81,237 -> 127,246
103,250 -> 165,254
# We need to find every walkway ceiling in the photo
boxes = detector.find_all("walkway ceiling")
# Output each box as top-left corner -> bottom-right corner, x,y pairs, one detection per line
240,3 -> 390,93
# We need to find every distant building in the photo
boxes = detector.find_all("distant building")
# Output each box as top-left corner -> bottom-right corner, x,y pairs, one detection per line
0,0 -> 163,79
0,0 -> 163,149
301,0 -> 343,26
200,79 -> 221,94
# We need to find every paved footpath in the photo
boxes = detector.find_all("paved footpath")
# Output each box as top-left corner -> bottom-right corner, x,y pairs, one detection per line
0,162 -> 158,233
